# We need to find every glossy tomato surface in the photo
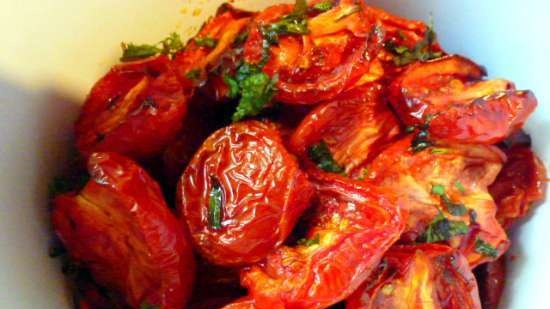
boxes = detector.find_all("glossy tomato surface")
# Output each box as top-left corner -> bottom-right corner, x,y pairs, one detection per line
179,120 -> 313,266
346,244 -> 481,309
289,83 -> 401,174
241,171 -> 405,309
75,55 -> 191,160
365,136 -> 509,267
489,146 -> 547,229
52,152 -> 195,309
388,55 -> 537,144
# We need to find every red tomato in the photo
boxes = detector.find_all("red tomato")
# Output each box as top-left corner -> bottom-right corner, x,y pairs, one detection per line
75,55 -> 191,160
241,171 -> 406,309
489,146 -> 547,229
289,84 -> 401,174
346,244 -> 481,309
173,5 -> 252,86
475,256 -> 506,309
52,153 -> 195,309
388,55 -> 537,144
221,298 -> 256,309
241,1 -> 382,104
179,121 -> 314,266
366,136 -> 509,267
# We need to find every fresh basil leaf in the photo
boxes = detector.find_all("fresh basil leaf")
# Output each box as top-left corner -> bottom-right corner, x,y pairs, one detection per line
308,141 -> 345,174
120,43 -> 161,62
223,74 -> 240,99
386,23 -> 442,66
159,32 -> 184,56
232,72 -> 278,122
208,178 -> 224,230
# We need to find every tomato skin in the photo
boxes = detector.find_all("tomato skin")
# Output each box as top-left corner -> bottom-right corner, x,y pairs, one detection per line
289,84 -> 401,174
489,146 -> 547,229
221,298 -> 256,309
179,120 -> 314,266
366,136 -> 509,267
52,152 -> 195,309
346,244 -> 481,309
241,171 -> 406,309
388,55 -> 536,144
475,256 -> 506,309
75,55 -> 191,160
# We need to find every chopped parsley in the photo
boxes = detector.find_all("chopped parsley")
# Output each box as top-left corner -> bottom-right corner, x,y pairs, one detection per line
120,32 -> 184,62
308,141 -> 345,174
420,212 -> 469,243
313,1 -> 333,12
208,177 -> 224,230
194,36 -> 218,48
431,184 -> 468,216
261,0 -> 309,45
475,237 -> 499,258
185,68 -> 201,81
297,234 -> 320,246
385,23 -> 443,66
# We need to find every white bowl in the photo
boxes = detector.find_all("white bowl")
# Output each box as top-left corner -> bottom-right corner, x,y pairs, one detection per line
0,0 -> 547,308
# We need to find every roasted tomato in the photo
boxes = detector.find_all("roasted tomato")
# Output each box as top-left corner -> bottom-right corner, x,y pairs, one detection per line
365,136 -> 509,267
346,244 -> 481,309
241,171 -> 405,309
179,120 -> 314,266
475,256 -> 506,309
174,5 -> 252,87
289,83 -> 401,174
388,55 -> 537,144
220,298 -> 257,309
52,152 -> 195,309
75,55 -> 191,160
239,1 -> 383,104
489,146 -> 547,229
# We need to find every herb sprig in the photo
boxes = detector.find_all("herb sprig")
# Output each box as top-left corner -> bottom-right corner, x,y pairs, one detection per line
308,141 -> 345,174
120,32 -> 184,62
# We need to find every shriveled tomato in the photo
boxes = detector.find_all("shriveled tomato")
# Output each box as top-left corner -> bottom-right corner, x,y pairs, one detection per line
346,244 -> 481,309
174,5 -> 252,86
179,120 -> 314,266
289,83 -> 401,174
388,55 -> 537,144
475,256 -> 506,309
221,297 -> 256,309
75,55 -> 191,160
489,146 -> 547,229
241,171 -> 406,309
52,152 -> 195,309
240,1 -> 383,104
365,136 -> 509,267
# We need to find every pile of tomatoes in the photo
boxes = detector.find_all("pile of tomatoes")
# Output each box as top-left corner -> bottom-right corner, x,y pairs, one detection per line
49,1 -> 546,309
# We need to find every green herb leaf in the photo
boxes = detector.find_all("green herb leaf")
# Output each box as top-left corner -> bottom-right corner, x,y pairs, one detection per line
208,178 -> 224,230
313,1 -> 333,12
297,233 -> 320,246
455,180 -> 466,194
421,213 -> 469,243
385,22 -> 442,66
308,141 -> 345,174
262,0 -> 309,45
475,237 -> 498,258
430,184 -> 468,216
334,5 -> 361,21
120,32 -> 184,62
431,147 -> 449,154
223,75 -> 240,98
120,43 -> 161,62
195,36 -> 218,48
140,303 -> 161,309
232,71 -> 278,122
185,68 -> 201,81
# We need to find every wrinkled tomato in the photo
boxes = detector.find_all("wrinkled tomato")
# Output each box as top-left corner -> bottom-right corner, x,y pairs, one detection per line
179,120 -> 314,266
289,83 -> 401,174
489,146 -> 547,229
220,297 -> 256,309
388,55 -> 537,144
474,256 -> 507,309
346,244 -> 481,309
241,171 -> 405,309
75,55 -> 191,160
52,152 -> 196,309
365,136 -> 509,267
241,1 -> 382,104
174,5 -> 252,87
